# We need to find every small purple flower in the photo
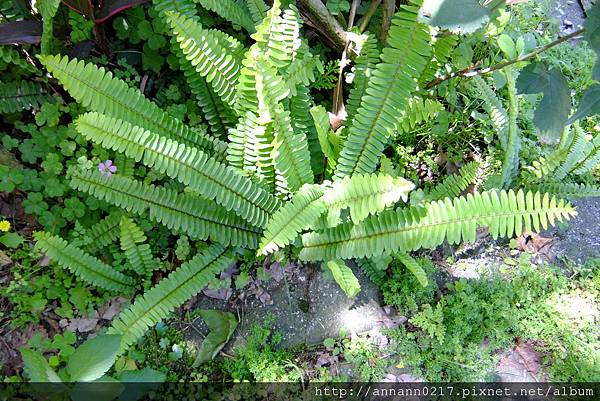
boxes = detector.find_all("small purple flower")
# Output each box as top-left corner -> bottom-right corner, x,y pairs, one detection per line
98,160 -> 117,178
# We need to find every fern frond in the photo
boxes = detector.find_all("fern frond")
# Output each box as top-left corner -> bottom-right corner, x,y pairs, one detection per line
322,173 -> 415,223
71,171 -> 262,249
356,256 -> 390,286
499,68 -> 521,189
326,259 -> 360,298
418,33 -> 458,85
165,11 -> 242,106
425,162 -> 478,201
38,55 -> 226,156
334,1 -> 432,179
284,44 -> 323,96
258,185 -> 325,255
227,110 -> 276,191
75,112 -> 281,228
120,216 -> 155,275
153,0 -> 197,17
470,76 -> 508,149
299,190 -> 577,261
34,232 -> 135,292
397,97 -> 444,134
85,212 -> 123,252
396,252 -> 428,287
572,133 -> 600,176
246,0 -> 268,24
195,0 -> 255,32
526,182 -> 600,200
109,244 -> 233,352
39,0 -> 60,54
0,81 -> 53,113
346,34 -> 380,124
290,85 -> 324,176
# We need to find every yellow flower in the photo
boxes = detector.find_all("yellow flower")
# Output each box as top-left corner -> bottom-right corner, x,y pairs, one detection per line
0,220 -> 10,232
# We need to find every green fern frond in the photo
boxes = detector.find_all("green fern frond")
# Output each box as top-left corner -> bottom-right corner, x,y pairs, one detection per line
284,43 -> 323,96
38,55 -> 226,156
572,133 -> 600,176
153,0 -> 197,17
300,190 -> 577,261
227,110 -> 276,191
396,252 -> 428,287
34,232 -> 135,292
165,11 -> 242,106
290,85 -> 325,176
246,0 -> 268,24
0,47 -> 37,72
195,0 -> 255,32
326,259 -> 360,298
397,97 -> 444,134
526,182 -> 600,200
39,0 -> 60,54
334,1 -> 432,179
0,81 -> 53,113
322,173 -> 415,224
120,216 -> 155,275
71,171 -> 262,249
425,162 -> 478,201
85,212 -> 123,252
470,76 -> 508,149
75,112 -> 281,228
109,244 -> 233,352
258,184 -> 325,255
355,257 -> 388,286
346,34 -> 380,124
499,68 -> 521,189
418,33 -> 458,85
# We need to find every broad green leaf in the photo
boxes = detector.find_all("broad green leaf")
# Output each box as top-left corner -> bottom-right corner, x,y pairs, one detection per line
584,3 -> 600,80
20,348 -> 62,382
0,232 -> 24,248
194,310 -> 238,366
326,259 -> 361,298
67,334 -> 121,382
568,84 -> 600,123
419,0 -> 490,34
497,34 -> 516,59
516,62 -> 570,144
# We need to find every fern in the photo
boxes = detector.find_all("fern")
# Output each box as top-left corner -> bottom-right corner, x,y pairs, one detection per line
499,68 -> 521,189
334,1 -> 432,179
70,171 -> 262,249
290,85 -> 325,176
85,212 -> 123,252
108,244 -> 233,352
120,216 -> 155,275
526,182 -> 600,199
470,76 -> 509,149
425,162 -> 478,201
419,33 -> 458,85
39,0 -> 61,54
195,0 -> 255,32
299,190 -> 577,261
572,133 -> 600,176
245,0 -> 268,24
325,259 -> 360,298
0,81 -> 53,113
397,97 -> 444,134
356,256 -> 390,286
396,252 -> 428,287
74,112 -> 281,228
258,184 -> 325,255
38,55 -> 226,156
165,11 -> 242,106
34,232 -> 135,292
346,34 -> 380,125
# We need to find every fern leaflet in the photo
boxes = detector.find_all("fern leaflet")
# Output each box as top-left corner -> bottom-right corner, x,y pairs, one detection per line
120,216 -> 155,275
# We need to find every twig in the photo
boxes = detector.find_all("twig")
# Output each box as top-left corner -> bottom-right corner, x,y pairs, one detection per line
297,0 -> 348,53
379,0 -> 395,43
425,28 -> 585,89
358,0 -> 382,33
348,0 -> 361,29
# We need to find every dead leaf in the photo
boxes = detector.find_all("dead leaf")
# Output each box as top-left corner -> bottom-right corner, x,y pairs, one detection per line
515,233 -> 554,255
496,340 -> 548,381
266,262 -> 284,283
0,251 -> 11,267
98,297 -> 128,320
202,288 -> 232,301
67,317 -> 99,333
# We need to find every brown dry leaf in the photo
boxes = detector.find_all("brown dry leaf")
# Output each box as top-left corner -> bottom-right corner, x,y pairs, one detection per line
67,317 -> 99,333
98,297 -> 128,320
0,251 -> 11,268
515,233 -> 554,255
496,340 -> 548,381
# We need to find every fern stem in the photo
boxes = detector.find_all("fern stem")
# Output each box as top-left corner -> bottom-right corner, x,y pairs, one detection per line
425,28 -> 585,89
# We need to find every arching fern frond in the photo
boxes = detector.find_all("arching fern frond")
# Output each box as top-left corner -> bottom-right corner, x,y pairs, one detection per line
499,68 -> 521,189
109,244 -> 233,353
322,173 -> 414,224
258,184 -> 325,255
246,0 -> 268,24
34,232 -> 135,293
165,11 -> 242,106
355,257 -> 389,286
572,132 -> 600,176
0,81 -> 53,113
39,0 -> 60,54
71,171 -> 262,249
120,216 -> 155,275
418,33 -> 458,85
85,212 -> 123,253
300,190 -> 577,261
425,162 -> 478,201
397,97 -> 444,134
195,0 -> 255,32
396,252 -> 428,287
334,1 -> 432,179
290,85 -> 324,176
526,182 -> 600,200
470,76 -> 508,149
346,34 -> 380,125
75,112 -> 281,228
38,55 -> 226,157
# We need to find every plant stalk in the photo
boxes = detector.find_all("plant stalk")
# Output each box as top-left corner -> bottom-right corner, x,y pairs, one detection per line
296,0 -> 348,53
